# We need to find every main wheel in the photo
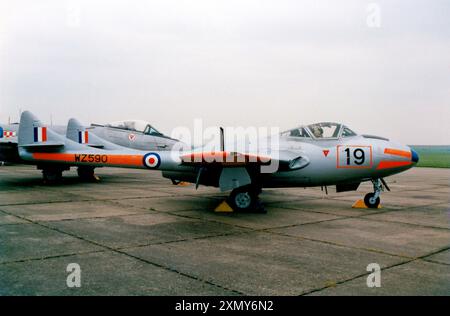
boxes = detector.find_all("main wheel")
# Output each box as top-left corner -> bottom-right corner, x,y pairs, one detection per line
77,167 -> 96,181
364,193 -> 380,208
229,186 -> 265,212
42,169 -> 63,184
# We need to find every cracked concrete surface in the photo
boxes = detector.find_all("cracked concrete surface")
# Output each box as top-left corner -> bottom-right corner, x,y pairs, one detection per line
0,165 -> 449,295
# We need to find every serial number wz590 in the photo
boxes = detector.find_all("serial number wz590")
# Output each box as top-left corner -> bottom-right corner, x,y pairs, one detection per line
74,154 -> 108,163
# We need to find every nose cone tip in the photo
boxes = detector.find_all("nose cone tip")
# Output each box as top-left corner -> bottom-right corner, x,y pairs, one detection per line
411,149 -> 419,163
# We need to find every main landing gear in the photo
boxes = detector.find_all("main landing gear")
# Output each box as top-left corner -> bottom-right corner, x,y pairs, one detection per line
363,178 -> 390,208
39,166 -> 98,184
228,185 -> 266,213
40,166 -> 69,184
42,168 -> 63,184
77,166 -> 98,182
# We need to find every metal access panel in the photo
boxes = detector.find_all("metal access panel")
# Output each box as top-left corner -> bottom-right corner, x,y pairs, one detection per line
219,167 -> 252,192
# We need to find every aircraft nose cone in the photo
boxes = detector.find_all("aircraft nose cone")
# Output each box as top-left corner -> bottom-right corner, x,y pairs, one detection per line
411,149 -> 419,163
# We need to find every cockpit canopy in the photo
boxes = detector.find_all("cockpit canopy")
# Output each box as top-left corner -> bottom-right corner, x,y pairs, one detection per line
282,122 -> 357,139
106,120 -> 163,136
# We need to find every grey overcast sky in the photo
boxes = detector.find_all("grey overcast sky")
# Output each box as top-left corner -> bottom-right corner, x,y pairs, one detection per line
0,0 -> 449,144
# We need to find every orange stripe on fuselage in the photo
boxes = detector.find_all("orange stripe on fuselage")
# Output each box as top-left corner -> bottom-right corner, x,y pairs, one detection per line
32,153 -> 144,167
384,148 -> 411,159
33,153 -> 76,162
377,160 -> 412,170
105,155 -> 143,166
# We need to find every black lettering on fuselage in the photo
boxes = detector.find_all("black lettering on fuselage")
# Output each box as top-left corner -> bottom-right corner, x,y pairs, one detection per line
74,154 -> 108,164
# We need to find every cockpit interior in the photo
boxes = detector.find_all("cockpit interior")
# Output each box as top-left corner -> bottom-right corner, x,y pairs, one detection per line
105,120 -> 163,136
282,122 -> 357,140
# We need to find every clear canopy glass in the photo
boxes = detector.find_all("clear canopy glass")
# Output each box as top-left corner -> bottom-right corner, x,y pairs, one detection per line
106,120 -> 162,135
307,122 -> 341,138
283,122 -> 357,139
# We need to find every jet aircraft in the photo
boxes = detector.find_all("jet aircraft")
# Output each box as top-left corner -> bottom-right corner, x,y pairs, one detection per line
12,111 -> 419,211
0,119 -> 179,164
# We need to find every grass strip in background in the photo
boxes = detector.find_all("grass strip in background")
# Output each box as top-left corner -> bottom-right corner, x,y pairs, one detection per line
410,145 -> 450,168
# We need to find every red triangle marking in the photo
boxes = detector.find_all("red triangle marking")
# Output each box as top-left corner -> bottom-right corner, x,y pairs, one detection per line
323,150 -> 330,157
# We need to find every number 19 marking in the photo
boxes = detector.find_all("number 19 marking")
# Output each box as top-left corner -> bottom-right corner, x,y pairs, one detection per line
337,145 -> 372,169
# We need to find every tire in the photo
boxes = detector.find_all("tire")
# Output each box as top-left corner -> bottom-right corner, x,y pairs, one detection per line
364,193 -> 380,208
229,186 -> 264,212
42,169 -> 63,184
77,167 -> 96,181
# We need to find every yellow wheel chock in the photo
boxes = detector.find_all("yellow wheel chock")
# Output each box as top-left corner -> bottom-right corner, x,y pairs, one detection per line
214,200 -> 234,213
352,199 -> 382,209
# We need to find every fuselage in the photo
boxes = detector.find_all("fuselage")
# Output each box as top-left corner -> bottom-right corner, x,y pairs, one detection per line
0,121 -> 180,163
263,134 -> 417,187
10,114 -> 419,191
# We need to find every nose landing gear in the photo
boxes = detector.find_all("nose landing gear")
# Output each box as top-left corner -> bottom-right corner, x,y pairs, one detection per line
363,178 -> 389,208
364,192 -> 380,208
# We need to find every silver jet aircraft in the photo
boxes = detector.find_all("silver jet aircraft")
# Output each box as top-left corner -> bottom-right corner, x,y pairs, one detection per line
16,111 -> 419,211
0,118 -> 179,164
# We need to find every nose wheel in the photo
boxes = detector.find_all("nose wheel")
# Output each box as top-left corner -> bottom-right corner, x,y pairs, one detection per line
363,179 -> 386,208
364,192 -> 380,208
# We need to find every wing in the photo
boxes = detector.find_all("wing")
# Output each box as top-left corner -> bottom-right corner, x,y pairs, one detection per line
180,151 -> 271,166
179,150 -> 310,191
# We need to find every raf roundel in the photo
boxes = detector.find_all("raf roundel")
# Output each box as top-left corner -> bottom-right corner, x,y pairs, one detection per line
143,152 -> 161,169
